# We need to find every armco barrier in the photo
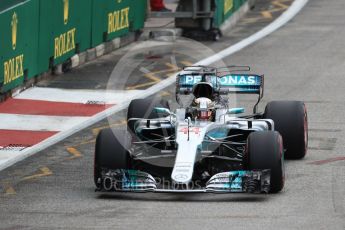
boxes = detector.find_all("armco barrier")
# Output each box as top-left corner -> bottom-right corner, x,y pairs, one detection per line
0,0 -> 39,93
37,0 -> 92,74
91,0 -> 148,47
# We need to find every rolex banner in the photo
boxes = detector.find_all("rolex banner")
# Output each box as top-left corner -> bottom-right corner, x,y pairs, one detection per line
0,0 -> 40,93
214,0 -> 247,29
0,0 -> 148,94
91,0 -> 147,47
37,0 -> 92,73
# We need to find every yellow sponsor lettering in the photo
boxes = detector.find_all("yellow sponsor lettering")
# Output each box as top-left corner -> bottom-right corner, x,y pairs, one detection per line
15,56 -> 20,77
69,28 -> 76,50
224,0 -> 233,15
54,28 -> 76,59
120,9 -> 125,29
108,13 -> 113,34
3,54 -> 24,85
4,62 -> 9,84
61,34 -> 66,55
4,58 -> 13,85
55,37 -> 60,58
115,10 -> 120,30
66,29 -> 71,50
18,55 -> 24,77
107,7 -> 130,34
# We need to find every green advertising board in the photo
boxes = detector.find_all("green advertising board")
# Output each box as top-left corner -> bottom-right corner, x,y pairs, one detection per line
0,0 -> 148,94
91,0 -> 147,47
131,0 -> 147,31
92,0 -> 129,47
37,0 -> 92,73
0,0 -> 26,12
0,0 -> 39,93
214,0 -> 246,28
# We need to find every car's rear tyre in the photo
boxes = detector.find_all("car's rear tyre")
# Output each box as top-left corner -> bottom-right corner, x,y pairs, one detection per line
94,129 -> 131,187
264,101 -> 308,159
245,131 -> 284,193
127,97 -> 170,135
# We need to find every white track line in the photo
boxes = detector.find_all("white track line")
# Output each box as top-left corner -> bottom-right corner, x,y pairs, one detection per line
0,152 -> 23,166
0,0 -> 308,171
15,88 -> 143,104
0,114 -> 89,132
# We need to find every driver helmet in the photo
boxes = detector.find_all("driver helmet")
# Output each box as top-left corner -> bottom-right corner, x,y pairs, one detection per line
193,97 -> 213,120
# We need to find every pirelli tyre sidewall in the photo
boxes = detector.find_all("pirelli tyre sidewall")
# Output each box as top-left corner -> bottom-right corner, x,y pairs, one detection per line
245,131 -> 284,193
264,101 -> 308,159
127,97 -> 170,135
94,128 -> 131,187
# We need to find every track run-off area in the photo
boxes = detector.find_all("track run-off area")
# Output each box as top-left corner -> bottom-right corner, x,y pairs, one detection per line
0,0 -> 345,229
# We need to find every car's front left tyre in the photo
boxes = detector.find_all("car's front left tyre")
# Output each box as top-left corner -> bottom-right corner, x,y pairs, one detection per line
94,128 -> 131,188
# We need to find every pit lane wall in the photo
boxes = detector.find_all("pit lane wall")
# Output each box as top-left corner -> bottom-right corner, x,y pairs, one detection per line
214,0 -> 248,29
0,0 -> 147,94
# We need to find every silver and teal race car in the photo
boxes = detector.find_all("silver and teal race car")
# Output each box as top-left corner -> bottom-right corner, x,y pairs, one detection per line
94,66 -> 308,194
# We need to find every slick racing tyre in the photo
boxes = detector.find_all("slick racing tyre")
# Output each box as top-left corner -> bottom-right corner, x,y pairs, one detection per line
264,101 -> 308,159
245,131 -> 284,193
127,97 -> 170,135
94,129 -> 131,187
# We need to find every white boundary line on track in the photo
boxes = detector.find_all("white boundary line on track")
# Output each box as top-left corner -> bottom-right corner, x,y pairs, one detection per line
0,0 -> 309,172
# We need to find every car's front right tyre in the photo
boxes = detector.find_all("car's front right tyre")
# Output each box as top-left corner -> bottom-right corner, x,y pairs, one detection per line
127,97 -> 170,135
245,131 -> 284,193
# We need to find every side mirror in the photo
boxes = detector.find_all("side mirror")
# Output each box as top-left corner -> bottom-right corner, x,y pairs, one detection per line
228,108 -> 245,114
153,107 -> 171,115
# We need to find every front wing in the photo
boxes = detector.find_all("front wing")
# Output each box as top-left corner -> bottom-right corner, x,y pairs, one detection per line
96,169 -> 271,194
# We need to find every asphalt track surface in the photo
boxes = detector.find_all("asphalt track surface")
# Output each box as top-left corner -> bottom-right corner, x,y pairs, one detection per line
1,0 -> 345,229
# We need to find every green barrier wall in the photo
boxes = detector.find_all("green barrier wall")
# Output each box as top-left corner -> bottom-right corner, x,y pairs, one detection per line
37,0 -> 92,73
214,0 -> 246,28
0,0 -> 147,94
0,0 -> 244,94
91,0 -> 132,47
0,0 -> 39,93
91,0 -> 147,47
131,0 -> 147,31
0,0 -> 26,12
234,0 -> 246,11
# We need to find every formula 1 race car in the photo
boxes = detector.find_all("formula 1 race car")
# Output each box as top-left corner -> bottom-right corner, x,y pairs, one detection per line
94,66 -> 308,194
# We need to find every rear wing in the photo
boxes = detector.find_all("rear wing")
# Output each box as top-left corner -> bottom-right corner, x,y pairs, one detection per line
176,72 -> 264,114
218,74 -> 264,95
176,74 -> 264,95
